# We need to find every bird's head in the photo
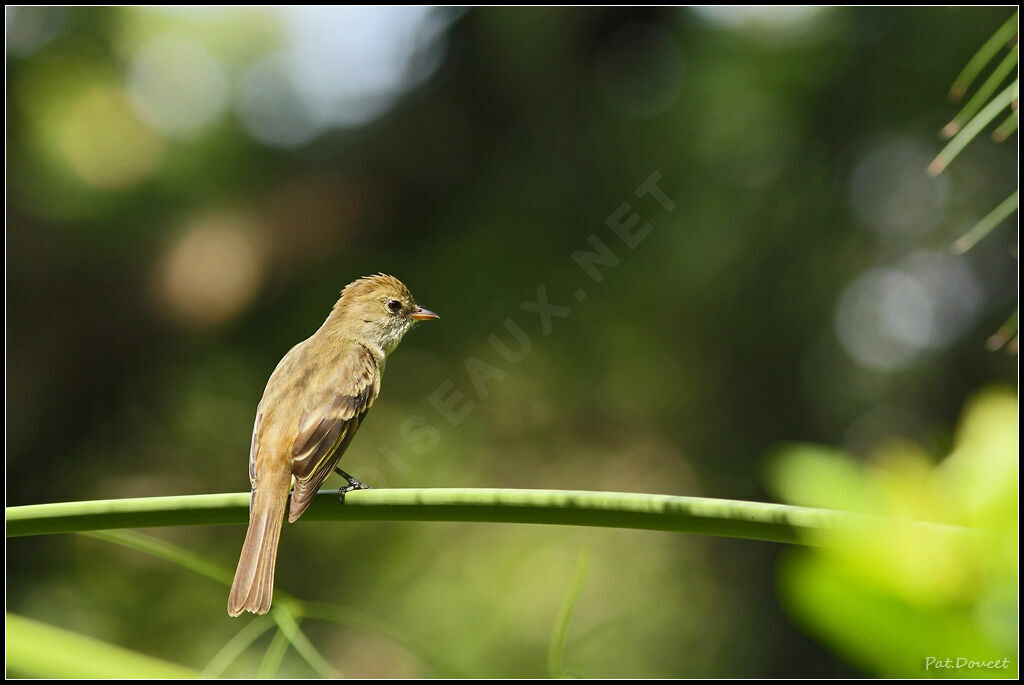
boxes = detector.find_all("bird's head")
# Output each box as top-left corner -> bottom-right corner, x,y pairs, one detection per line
330,273 -> 439,355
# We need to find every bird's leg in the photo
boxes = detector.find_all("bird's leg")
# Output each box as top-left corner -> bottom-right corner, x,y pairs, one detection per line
335,466 -> 372,502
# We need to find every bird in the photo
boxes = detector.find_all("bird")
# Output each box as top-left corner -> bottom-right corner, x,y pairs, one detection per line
228,274 -> 439,616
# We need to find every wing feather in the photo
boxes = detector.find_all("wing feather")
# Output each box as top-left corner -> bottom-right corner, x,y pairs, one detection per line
287,345 -> 379,521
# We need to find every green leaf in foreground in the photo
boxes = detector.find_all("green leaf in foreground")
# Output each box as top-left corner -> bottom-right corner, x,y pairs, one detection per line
5,613 -> 198,679
770,389 -> 1019,677
779,554 -> 1018,678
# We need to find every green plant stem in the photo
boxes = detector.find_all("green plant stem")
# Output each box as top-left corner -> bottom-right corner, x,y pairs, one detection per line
992,109 -> 1018,142
930,80 -> 1018,175
85,529 -> 235,586
548,551 -> 591,677
953,190 -> 1019,254
6,488 -> 980,545
87,529 -> 451,676
986,311 -> 1019,351
271,608 -> 338,678
942,45 -> 1018,138
949,11 -> 1019,100
202,618 -> 276,677
257,627 -> 291,678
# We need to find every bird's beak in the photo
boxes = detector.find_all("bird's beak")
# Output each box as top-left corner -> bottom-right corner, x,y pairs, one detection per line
411,306 -> 440,321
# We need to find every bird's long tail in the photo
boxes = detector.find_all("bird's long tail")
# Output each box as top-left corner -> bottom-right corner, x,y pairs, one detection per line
228,478 -> 290,616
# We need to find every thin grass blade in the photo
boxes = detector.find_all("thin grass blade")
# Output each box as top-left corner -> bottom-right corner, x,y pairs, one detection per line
547,551 -> 591,677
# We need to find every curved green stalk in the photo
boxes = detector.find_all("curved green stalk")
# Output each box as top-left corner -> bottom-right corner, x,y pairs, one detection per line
85,529 -> 235,586
202,617 -> 276,677
6,488 -> 979,546
257,627 -> 291,678
271,607 -> 338,678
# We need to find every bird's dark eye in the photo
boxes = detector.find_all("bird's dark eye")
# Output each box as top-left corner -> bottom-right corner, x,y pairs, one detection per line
387,299 -> 402,313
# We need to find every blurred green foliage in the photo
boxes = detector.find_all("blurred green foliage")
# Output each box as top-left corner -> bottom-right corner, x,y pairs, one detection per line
5,6 -> 1017,677
769,389 -> 1018,678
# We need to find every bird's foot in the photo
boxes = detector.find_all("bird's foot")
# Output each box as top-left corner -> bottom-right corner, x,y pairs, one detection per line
336,467 -> 372,503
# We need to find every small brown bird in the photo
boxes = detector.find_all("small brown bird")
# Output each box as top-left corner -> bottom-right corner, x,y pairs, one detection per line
228,274 -> 438,616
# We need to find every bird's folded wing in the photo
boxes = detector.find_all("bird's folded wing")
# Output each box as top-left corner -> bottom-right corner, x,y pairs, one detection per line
288,345 -> 380,521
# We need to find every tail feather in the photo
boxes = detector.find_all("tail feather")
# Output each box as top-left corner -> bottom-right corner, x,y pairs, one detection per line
228,485 -> 289,616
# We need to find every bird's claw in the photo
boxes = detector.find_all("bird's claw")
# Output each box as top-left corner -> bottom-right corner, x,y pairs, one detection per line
337,474 -> 372,503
